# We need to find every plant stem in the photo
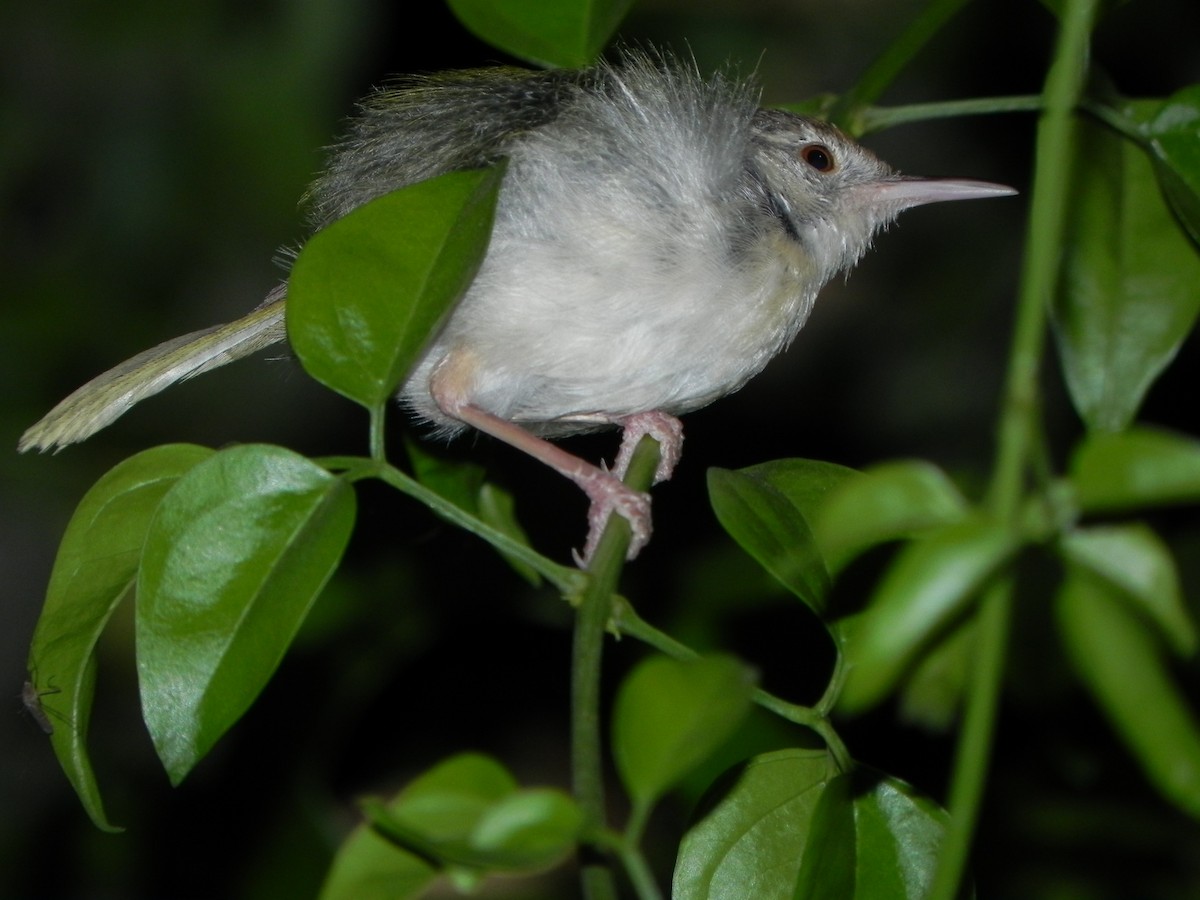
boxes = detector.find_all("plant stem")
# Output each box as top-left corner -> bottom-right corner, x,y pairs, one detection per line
369,403 -> 387,462
365,459 -> 585,592
991,0 -> 1097,512
931,0 -> 1100,896
618,841 -> 664,900
833,0 -> 974,129
572,437 -> 661,900
614,603 -> 853,771
860,94 -> 1042,134
927,579 -> 1013,899
1080,97 -> 1146,143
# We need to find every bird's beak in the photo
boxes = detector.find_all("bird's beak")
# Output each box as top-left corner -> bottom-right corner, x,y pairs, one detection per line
860,177 -> 1018,212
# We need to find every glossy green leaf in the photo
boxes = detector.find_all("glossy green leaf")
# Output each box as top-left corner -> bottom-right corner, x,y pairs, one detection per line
1070,426 -> 1200,511
795,771 -> 950,899
673,748 -> 834,899
26,444 -> 214,831
1126,86 -> 1200,245
708,465 -> 841,614
814,460 -> 968,574
288,166 -> 504,411
1051,116 -> 1200,431
137,444 -> 356,784
1060,524 -> 1196,655
446,0 -> 634,67
613,654 -> 755,809
793,772 -> 857,898
839,518 -> 1019,715
1057,567 -> 1200,818
360,754 -> 581,871
739,458 -> 861,518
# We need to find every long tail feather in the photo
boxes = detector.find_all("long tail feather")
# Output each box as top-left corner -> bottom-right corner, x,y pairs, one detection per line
20,289 -> 288,452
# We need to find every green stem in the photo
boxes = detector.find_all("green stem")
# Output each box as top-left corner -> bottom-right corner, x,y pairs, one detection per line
859,94 -> 1042,134
990,0 -> 1097,514
833,0 -> 974,129
928,580 -> 1013,900
932,0 -> 1100,896
367,459 -> 585,592
369,403 -> 387,462
573,437 -> 661,900
1079,96 -> 1146,143
614,603 -> 853,771
618,840 -> 663,900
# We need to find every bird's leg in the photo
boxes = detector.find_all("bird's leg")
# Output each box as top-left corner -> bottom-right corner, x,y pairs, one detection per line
430,359 -> 653,563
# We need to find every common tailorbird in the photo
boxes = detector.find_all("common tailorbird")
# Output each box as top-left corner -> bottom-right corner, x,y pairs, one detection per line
20,53 -> 1015,561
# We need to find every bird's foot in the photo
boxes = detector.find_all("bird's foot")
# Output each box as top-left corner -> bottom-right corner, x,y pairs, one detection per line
612,411 -> 684,484
574,470 -> 653,565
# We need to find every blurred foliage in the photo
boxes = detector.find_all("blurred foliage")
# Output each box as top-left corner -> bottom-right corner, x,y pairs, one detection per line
5,1 -> 1200,898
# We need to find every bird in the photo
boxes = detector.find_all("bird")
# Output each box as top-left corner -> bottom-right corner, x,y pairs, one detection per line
19,52 -> 1015,562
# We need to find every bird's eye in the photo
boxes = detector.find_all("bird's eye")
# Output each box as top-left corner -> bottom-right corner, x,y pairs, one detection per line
800,143 -> 835,172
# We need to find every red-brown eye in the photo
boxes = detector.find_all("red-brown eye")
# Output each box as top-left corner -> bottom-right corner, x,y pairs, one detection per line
800,143 -> 835,172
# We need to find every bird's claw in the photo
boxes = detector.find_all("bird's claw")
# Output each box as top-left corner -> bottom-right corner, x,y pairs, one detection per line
575,473 -> 653,566
613,411 -> 684,484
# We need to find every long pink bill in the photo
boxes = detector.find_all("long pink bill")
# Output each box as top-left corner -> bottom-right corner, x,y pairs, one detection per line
864,177 -> 1018,211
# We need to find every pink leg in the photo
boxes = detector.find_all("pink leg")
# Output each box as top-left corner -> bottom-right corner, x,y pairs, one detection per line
431,364 -> 655,563
449,402 -> 653,562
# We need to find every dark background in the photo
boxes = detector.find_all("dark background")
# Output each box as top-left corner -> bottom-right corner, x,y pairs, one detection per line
4,1 -> 1200,897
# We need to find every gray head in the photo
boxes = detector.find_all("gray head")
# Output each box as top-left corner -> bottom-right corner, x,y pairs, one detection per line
747,108 -> 1015,283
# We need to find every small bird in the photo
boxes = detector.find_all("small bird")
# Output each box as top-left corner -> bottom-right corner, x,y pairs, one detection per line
20,53 -> 1014,561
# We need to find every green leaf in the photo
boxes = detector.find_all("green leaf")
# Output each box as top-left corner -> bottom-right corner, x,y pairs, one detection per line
739,459 -> 861,517
26,443 -> 214,832
895,617 -> 976,733
404,439 -> 540,585
795,771 -> 950,899
360,754 -> 582,872
446,0 -> 634,68
1051,116 -> 1200,431
476,484 -> 541,585
319,827 -> 437,900
673,748 -> 834,899
613,654 -> 755,810
1060,524 -> 1196,655
708,463 -> 852,614
1070,426 -> 1200,511
1057,567 -> 1200,819
404,436 -> 487,511
793,772 -> 857,898
372,462 -> 584,594
1127,86 -> 1200,245
814,460 -> 969,575
839,518 -> 1019,715
137,444 -> 356,784
393,753 -> 518,841
288,166 -> 504,411
466,790 -> 583,867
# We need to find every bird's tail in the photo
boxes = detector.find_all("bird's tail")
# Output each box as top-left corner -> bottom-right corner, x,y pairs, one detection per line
19,287 -> 288,452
